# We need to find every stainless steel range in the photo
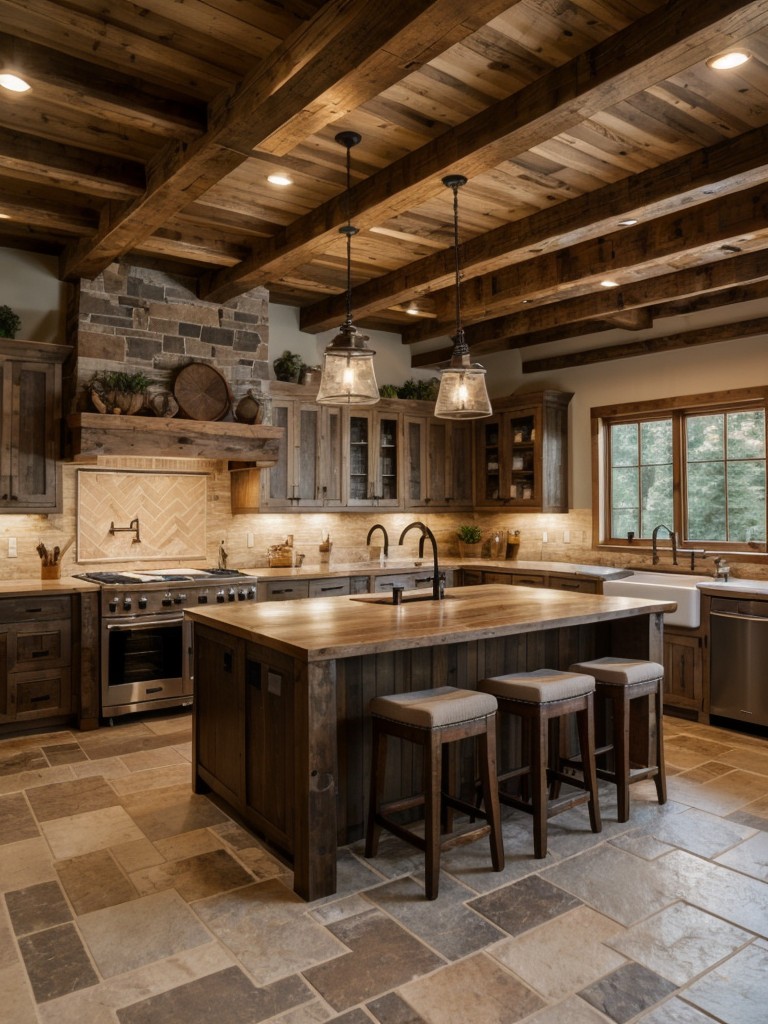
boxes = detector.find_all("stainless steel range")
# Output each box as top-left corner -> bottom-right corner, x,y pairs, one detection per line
74,568 -> 259,719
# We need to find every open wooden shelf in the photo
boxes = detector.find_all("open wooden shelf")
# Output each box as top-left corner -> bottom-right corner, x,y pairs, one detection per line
67,413 -> 283,463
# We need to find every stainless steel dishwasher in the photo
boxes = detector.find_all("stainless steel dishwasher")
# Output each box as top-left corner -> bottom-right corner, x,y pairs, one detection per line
710,595 -> 768,727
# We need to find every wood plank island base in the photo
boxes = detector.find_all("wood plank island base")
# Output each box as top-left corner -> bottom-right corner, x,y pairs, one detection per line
187,585 -> 674,901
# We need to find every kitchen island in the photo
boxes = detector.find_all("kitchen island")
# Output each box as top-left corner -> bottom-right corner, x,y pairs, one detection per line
187,584 -> 673,900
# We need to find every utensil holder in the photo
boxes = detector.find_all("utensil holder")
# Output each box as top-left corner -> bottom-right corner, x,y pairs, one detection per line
41,563 -> 61,580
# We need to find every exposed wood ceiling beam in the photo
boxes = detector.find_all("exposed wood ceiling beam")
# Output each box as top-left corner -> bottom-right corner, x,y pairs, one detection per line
59,0 -> 515,282
0,130 -> 145,199
0,33 -> 206,139
203,0 -> 767,303
522,317 -> 768,372
299,122 -> 768,333
412,249 -> 768,366
402,181 -> 768,341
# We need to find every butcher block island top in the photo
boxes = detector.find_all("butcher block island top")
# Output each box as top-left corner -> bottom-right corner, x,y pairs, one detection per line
188,585 -> 673,901
185,584 -> 674,661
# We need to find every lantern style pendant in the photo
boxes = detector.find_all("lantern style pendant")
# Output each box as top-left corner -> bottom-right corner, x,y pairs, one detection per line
434,174 -> 491,420
316,131 -> 379,406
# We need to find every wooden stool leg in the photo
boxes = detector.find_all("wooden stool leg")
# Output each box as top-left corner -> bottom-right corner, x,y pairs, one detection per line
653,685 -> 667,805
478,715 -> 504,872
531,709 -> 548,858
425,729 -> 442,900
613,693 -> 631,823
576,695 -> 602,835
365,719 -> 386,857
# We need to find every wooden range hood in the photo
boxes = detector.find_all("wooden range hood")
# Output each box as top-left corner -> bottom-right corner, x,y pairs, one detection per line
67,413 -> 283,464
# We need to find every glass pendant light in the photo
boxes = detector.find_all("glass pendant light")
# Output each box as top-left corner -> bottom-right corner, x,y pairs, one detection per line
434,174 -> 492,420
316,131 -> 379,406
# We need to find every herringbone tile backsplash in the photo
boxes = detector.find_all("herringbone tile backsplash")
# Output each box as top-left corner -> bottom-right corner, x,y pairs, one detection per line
77,470 -> 207,563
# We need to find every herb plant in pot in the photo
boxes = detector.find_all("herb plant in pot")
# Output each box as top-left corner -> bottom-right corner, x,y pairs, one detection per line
0,305 -> 21,339
273,350 -> 304,382
89,370 -> 153,415
457,523 -> 483,558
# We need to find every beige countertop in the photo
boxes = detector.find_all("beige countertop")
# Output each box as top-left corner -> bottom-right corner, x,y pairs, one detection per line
0,577 -> 100,596
243,558 -> 630,582
186,583 -> 674,662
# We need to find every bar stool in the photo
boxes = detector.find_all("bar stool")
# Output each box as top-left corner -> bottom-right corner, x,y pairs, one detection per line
477,669 -> 601,859
365,686 -> 504,900
569,657 -> 666,822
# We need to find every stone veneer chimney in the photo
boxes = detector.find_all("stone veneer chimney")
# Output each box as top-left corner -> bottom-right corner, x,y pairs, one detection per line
64,262 -> 270,417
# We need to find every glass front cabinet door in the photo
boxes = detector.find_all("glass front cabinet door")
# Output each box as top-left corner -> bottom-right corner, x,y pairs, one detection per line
474,390 -> 572,512
404,414 -> 474,509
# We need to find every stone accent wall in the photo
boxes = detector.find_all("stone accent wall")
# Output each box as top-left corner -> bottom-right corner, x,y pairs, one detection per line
64,262 -> 270,415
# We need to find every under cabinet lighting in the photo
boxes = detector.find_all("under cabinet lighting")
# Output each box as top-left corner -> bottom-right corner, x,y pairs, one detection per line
707,50 -> 751,71
0,72 -> 31,92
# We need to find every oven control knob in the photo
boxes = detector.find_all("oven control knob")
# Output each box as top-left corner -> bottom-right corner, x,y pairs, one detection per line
123,597 -> 132,610
138,596 -> 148,610
237,588 -> 246,601
162,591 -> 173,607
198,593 -> 208,604
227,588 -> 236,602
247,587 -> 256,600
108,600 -> 118,613
216,590 -> 225,603
174,593 -> 186,605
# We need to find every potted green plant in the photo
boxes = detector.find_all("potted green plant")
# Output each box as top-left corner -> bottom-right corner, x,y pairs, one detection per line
457,523 -> 483,558
88,369 -> 153,415
273,350 -> 304,382
0,305 -> 21,339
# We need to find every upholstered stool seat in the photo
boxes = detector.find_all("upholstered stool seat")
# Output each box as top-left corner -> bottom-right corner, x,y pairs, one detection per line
568,657 -> 666,822
477,669 -> 601,859
365,686 -> 504,900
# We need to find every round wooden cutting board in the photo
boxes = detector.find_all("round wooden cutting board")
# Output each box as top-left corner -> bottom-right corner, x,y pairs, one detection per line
173,363 -> 231,420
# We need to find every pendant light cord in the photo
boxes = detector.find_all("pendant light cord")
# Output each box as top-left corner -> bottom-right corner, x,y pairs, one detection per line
337,131 -> 361,329
443,174 -> 469,359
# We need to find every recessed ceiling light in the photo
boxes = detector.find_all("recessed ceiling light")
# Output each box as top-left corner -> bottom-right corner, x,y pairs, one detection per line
405,306 -> 420,316
707,50 -> 751,71
601,279 -> 620,288
0,213 -> 10,220
0,72 -> 31,92
618,218 -> 638,226
267,173 -> 293,186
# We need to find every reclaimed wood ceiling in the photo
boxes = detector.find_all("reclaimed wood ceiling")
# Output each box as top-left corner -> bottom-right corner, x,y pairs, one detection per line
2,0 -> 768,371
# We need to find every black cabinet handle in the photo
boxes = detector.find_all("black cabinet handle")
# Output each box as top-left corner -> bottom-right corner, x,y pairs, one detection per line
30,694 -> 51,703
31,650 -> 50,659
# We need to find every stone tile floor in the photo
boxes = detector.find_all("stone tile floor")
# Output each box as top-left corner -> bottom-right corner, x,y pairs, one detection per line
1,712 -> 767,1023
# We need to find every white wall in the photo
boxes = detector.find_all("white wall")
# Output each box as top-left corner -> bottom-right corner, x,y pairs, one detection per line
0,248 -> 67,341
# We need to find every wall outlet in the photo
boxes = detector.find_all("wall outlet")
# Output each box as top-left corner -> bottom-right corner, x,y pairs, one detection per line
247,532 -> 255,548
542,530 -> 548,543
563,529 -> 570,543
7,537 -> 17,557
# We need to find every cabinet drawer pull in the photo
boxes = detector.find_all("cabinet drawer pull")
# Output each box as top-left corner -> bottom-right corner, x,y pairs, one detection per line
31,650 -> 51,658
319,585 -> 343,592
30,694 -> 51,703
25,607 -> 44,614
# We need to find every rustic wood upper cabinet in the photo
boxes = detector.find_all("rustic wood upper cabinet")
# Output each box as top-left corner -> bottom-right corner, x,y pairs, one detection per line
475,390 -> 572,512
263,395 -> 342,509
0,340 -> 68,513
404,411 -> 474,509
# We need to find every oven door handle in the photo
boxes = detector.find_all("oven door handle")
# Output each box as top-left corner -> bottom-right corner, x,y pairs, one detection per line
105,617 -> 185,630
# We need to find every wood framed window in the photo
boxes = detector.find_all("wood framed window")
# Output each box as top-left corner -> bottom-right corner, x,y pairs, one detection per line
591,387 -> 767,557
